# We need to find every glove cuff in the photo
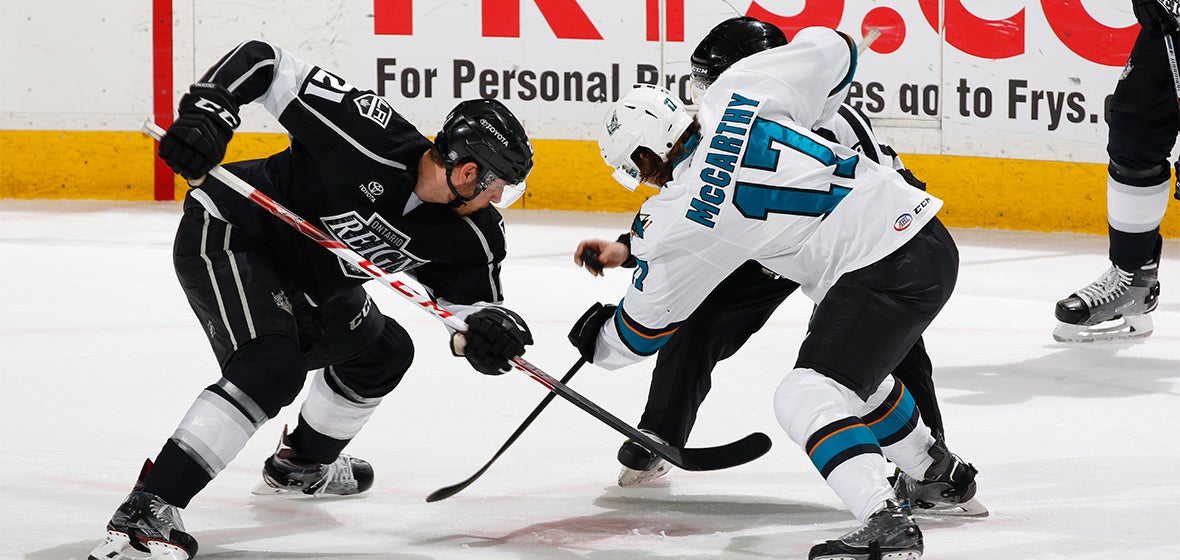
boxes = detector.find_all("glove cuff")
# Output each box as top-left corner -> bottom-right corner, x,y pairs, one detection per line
568,302 -> 617,363
179,83 -> 241,131
615,233 -> 638,268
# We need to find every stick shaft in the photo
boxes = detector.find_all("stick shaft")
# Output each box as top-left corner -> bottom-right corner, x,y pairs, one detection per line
858,28 -> 881,55
426,357 -> 586,502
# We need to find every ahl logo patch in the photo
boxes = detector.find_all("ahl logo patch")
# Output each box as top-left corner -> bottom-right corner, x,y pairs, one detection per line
321,211 -> 429,278
893,213 -> 914,231
354,93 -> 393,128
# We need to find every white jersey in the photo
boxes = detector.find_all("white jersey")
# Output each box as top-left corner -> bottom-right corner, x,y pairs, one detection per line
592,27 -> 942,369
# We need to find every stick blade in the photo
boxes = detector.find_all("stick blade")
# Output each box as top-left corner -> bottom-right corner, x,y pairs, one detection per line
425,483 -> 467,503
660,432 -> 773,472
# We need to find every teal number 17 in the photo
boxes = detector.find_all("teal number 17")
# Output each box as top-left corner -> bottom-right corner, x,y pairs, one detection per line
734,117 -> 857,220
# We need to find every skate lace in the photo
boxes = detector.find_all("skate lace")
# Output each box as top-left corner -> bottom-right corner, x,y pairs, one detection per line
842,501 -> 912,543
308,455 -> 356,496
1075,266 -> 1132,306
149,500 -> 184,531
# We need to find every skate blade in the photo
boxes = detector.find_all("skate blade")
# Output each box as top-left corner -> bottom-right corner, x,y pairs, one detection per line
618,460 -> 672,487
145,541 -> 192,560
250,480 -> 308,496
88,531 -> 136,560
910,497 -> 989,518
1052,315 -> 1153,344
810,547 -> 922,560
88,530 -> 191,560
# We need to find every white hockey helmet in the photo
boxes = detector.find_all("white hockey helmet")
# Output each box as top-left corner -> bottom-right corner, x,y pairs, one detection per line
598,84 -> 693,190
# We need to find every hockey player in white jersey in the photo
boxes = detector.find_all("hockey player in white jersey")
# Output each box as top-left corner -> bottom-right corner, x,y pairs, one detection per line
577,19 -> 978,517
569,28 -> 977,560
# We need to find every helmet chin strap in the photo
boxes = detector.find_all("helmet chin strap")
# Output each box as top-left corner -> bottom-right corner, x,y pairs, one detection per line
444,164 -> 476,208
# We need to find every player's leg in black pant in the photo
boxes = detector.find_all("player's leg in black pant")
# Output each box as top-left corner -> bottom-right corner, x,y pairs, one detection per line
890,337 -> 942,439
1107,24 -> 1176,269
141,205 -> 311,507
637,260 -> 798,447
1055,25 -> 1172,341
283,288 -> 414,463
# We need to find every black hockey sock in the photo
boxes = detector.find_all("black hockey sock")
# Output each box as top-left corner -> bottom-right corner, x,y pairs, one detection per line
287,415 -> 350,464
140,440 -> 214,508
1109,228 -> 1162,270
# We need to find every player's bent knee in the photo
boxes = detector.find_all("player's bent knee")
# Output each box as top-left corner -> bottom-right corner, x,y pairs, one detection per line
329,318 -> 414,400
1109,158 -> 1171,186
773,368 -> 850,444
222,334 -> 309,418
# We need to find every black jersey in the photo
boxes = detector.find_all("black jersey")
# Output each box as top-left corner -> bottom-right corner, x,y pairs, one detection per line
184,40 -> 507,306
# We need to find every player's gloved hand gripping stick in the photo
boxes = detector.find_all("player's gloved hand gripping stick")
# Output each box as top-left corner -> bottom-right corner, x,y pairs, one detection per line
428,248 -> 602,501
142,120 -> 771,479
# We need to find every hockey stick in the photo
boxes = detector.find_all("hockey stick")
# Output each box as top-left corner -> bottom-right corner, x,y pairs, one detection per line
1164,34 -> 1180,106
858,28 -> 881,55
142,120 -> 771,472
1163,26 -> 1180,201
426,357 -> 587,502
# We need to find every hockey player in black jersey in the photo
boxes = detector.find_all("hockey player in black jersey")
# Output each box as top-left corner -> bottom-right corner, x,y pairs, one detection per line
1053,0 -> 1172,343
574,15 -> 981,518
89,41 -> 535,560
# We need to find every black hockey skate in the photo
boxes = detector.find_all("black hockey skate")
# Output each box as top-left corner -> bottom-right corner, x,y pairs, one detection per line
1053,258 -> 1160,343
253,428 -> 374,496
89,460 -> 198,560
892,439 -> 987,517
809,500 -> 923,560
617,429 -> 672,486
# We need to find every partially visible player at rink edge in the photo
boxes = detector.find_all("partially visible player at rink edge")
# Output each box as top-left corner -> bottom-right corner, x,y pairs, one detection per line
1053,0 -> 1174,344
568,27 -> 980,560
88,39 -> 536,560
573,18 -> 974,516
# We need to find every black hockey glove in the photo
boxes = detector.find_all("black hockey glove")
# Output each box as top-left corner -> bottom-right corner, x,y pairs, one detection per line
567,302 -> 617,363
454,307 -> 533,375
159,83 -> 240,181
1134,0 -> 1180,34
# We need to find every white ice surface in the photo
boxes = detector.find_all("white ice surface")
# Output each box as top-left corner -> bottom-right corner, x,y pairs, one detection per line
0,200 -> 1177,560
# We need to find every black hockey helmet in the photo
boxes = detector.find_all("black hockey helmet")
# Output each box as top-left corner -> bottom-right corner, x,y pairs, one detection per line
690,16 -> 788,88
435,99 -> 534,206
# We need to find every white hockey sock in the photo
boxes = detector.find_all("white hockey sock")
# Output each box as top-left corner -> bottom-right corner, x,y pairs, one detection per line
827,456 -> 897,523
1107,176 -> 1169,234
860,376 -> 936,478
774,368 -> 895,522
298,368 -> 382,441
171,378 -> 267,477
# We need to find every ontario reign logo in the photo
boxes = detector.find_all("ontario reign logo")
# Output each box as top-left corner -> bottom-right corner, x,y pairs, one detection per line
1160,0 -> 1180,19
321,211 -> 428,279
